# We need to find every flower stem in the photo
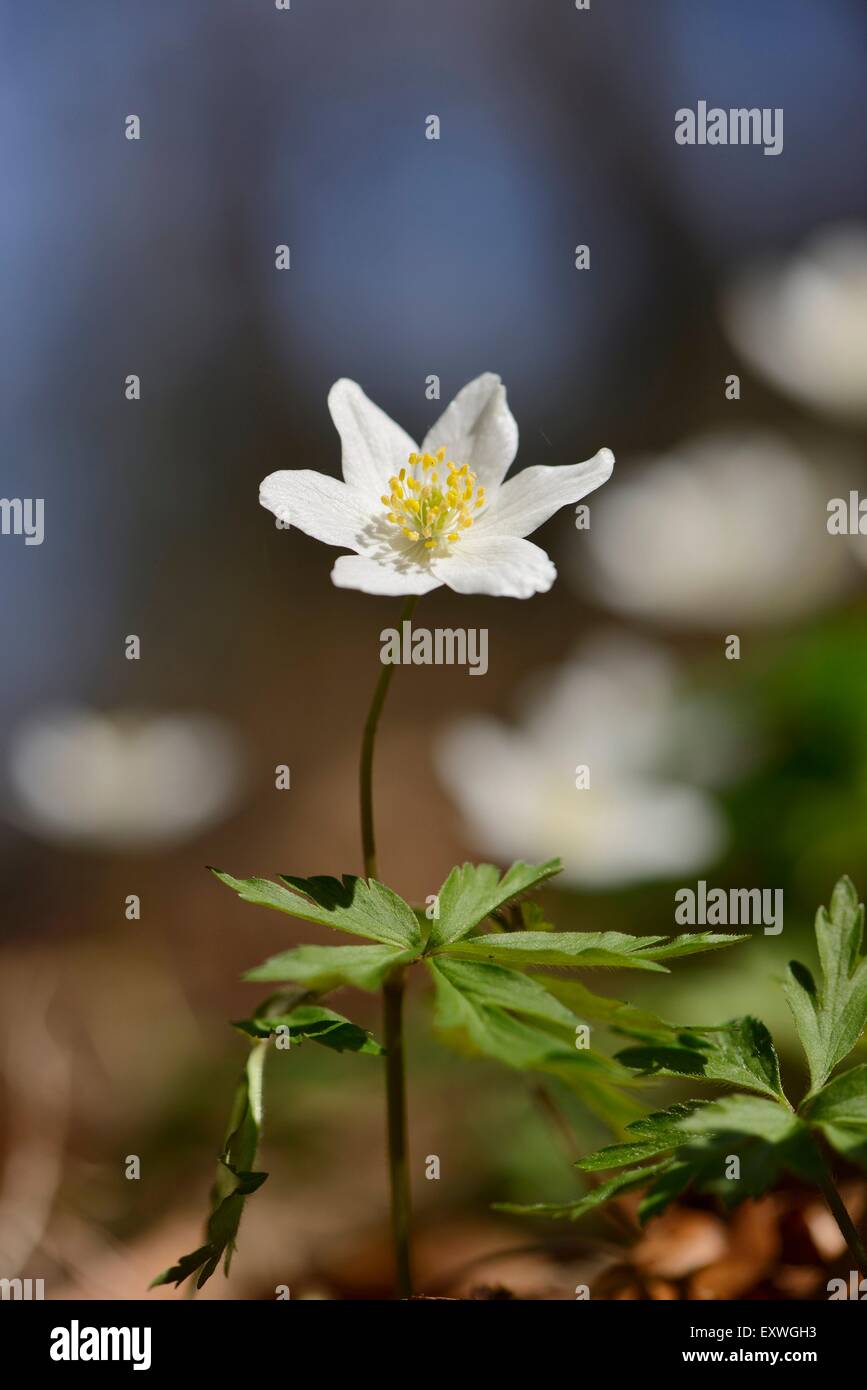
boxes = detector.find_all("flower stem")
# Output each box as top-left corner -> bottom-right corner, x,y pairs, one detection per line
815,1154 -> 867,1272
359,593 -> 419,1297
383,965 -> 413,1298
359,594 -> 418,880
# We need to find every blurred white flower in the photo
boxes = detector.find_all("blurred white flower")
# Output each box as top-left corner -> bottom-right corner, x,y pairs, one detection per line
260,374 -> 613,598
723,224 -> 867,422
436,635 -> 741,888
579,432 -> 852,628
5,708 -> 244,850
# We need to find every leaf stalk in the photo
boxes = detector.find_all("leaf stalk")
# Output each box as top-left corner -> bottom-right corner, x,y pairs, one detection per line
814,1144 -> 867,1272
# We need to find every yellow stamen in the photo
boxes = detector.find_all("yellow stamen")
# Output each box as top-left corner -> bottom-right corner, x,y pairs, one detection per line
382,448 -> 486,552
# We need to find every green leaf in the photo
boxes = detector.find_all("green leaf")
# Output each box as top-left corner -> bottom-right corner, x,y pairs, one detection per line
783,875 -> 867,1093
631,933 -> 750,962
427,958 -> 641,1129
531,976 -> 671,1035
509,1093 -> 819,1227
232,1004 -> 383,1055
430,957 -> 579,1034
151,1042 -> 268,1290
637,1161 -> 696,1222
437,930 -> 744,971
802,1064 -> 867,1169
679,1093 -> 802,1143
504,879 -> 867,1232
520,901 -> 557,932
211,869 -> 421,949
634,1129 -> 819,1218
576,1103 -> 702,1171
429,958 -> 596,1071
615,1016 -> 787,1103
426,859 -> 562,948
244,942 -> 412,992
494,1160 -> 675,1221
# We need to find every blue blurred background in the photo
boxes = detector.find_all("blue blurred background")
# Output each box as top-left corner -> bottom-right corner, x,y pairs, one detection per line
1,0 -> 866,1299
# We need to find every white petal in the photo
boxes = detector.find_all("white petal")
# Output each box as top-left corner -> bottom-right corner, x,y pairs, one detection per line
431,534 -> 555,598
421,373 -> 518,489
328,379 -> 418,497
331,553 -> 443,596
479,449 -> 614,539
259,469 -> 370,549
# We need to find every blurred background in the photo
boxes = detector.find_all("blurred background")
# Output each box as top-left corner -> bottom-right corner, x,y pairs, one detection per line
2,0 -> 867,1299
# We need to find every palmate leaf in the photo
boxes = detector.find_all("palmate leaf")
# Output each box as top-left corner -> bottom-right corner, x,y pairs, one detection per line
427,859 -> 563,948
430,957 -> 578,1034
500,1096 -> 820,1226
427,957 -> 643,1128
530,975 -> 673,1035
783,876 -> 867,1094
435,929 -> 744,971
245,942 -> 413,992
209,853 -> 750,1237
421,864 -> 744,1122
495,1161 -> 674,1221
614,1016 -> 787,1103
802,1064 -> 867,1169
233,1003 -> 383,1055
575,1102 -> 702,1170
151,1042 -> 268,1290
501,877 -> 867,1235
211,869 -> 421,949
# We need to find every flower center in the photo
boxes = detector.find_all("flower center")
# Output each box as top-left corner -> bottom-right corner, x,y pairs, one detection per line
381,448 -> 486,551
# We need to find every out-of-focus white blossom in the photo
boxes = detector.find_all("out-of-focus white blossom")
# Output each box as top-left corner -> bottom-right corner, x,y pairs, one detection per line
436,635 -> 744,889
723,225 -> 867,422
5,708 -> 244,850
579,432 -> 853,628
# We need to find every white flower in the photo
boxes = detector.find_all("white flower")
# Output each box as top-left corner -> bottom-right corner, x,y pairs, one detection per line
578,432 -> 853,629
436,635 -> 737,889
260,374 -> 613,598
6,708 -> 244,850
723,224 -> 867,422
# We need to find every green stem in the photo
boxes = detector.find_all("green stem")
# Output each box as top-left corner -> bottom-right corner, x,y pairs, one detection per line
359,593 -> 419,1297
360,594 -> 418,880
383,966 -> 413,1298
815,1148 -> 867,1271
